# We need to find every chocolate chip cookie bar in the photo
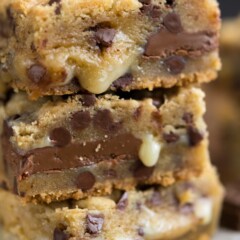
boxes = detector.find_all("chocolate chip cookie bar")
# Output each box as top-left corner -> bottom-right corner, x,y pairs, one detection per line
0,0 -> 220,99
0,165 -> 224,240
2,87 -> 209,203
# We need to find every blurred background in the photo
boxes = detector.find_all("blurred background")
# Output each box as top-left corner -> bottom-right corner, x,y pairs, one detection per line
206,0 -> 240,232
218,0 -> 240,18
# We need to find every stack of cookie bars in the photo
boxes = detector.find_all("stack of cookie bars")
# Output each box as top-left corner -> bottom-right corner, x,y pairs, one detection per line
0,0 -> 224,239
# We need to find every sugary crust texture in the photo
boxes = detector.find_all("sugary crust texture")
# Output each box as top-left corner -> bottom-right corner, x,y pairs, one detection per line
0,0 -> 221,98
0,166 -> 224,240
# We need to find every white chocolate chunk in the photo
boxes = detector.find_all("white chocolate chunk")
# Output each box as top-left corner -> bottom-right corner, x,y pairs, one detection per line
75,32 -> 141,94
194,198 -> 213,225
139,134 -> 161,167
76,197 -> 116,210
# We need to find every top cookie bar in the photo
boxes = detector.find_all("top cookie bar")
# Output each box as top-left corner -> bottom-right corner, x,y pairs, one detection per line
0,0 -> 220,99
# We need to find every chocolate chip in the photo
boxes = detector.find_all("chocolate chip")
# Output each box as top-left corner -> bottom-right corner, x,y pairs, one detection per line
117,192 -> 128,210
163,12 -> 183,34
48,0 -> 62,14
187,126 -> 203,146
49,0 -> 61,4
53,228 -> 69,240
163,132 -> 179,143
139,0 -> 151,4
93,109 -> 121,133
133,162 -> 154,180
182,112 -> 193,124
163,56 -> 186,75
112,73 -> 133,89
81,94 -> 96,107
86,213 -> 104,235
95,28 -> 116,48
70,111 -> 91,131
138,227 -> 145,237
166,0 -> 175,7
27,64 -> 47,83
49,127 -> 71,147
76,172 -> 96,191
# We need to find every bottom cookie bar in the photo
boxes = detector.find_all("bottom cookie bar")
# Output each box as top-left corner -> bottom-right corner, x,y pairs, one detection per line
0,165 -> 223,240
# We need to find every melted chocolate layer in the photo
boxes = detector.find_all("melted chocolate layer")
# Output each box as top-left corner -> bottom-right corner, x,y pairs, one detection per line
2,122 -> 142,179
144,29 -> 218,58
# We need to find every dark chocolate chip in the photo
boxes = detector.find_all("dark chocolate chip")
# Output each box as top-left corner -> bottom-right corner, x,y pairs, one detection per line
182,112 -> 193,124
117,192 -> 128,210
187,126 -> 203,146
93,109 -> 121,133
86,213 -> 104,235
70,111 -> 91,131
49,127 -> 71,147
138,227 -> 145,237
81,94 -> 96,107
163,12 -> 183,34
48,0 -> 62,14
76,172 -> 96,191
139,0 -> 151,4
163,56 -> 186,75
112,73 -> 133,89
53,228 -> 69,240
163,132 -> 179,143
166,0 -> 175,7
133,162 -> 154,180
27,64 -> 47,83
48,0 -> 61,4
95,28 -> 116,48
